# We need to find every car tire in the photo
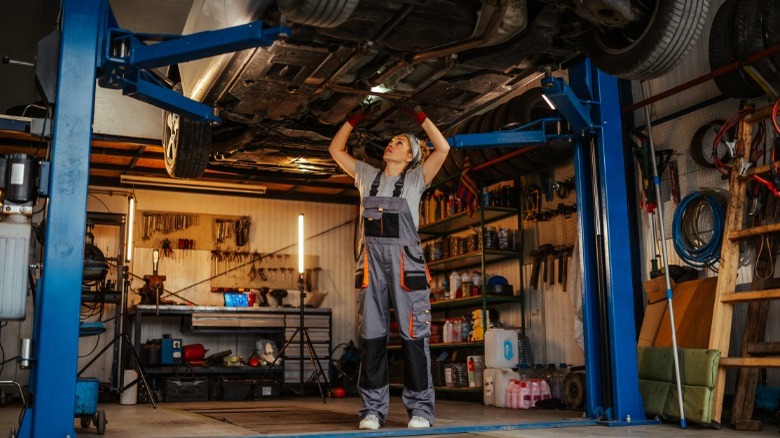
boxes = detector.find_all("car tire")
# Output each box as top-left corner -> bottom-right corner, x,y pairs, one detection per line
735,0 -> 780,83
709,0 -> 764,98
278,0 -> 360,28
764,0 -> 780,73
584,0 -> 709,80
162,84 -> 212,179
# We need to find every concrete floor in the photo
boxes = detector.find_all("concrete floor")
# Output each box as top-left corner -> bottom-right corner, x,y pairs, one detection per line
0,396 -> 777,437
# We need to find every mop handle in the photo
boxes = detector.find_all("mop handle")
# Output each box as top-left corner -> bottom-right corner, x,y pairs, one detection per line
640,81 -> 687,429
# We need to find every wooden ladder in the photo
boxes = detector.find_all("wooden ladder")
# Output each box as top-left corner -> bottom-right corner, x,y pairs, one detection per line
710,103 -> 780,427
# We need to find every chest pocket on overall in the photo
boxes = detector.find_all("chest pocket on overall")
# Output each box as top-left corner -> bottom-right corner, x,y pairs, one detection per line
363,206 -> 400,238
401,245 -> 431,291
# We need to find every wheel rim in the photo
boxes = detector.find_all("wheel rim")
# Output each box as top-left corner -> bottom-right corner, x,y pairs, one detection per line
592,0 -> 657,56
164,111 -> 180,166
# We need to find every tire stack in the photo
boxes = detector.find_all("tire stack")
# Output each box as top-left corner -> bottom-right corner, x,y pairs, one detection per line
710,0 -> 780,98
434,87 -> 573,191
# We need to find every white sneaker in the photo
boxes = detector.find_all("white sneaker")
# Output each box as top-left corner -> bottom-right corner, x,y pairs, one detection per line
359,414 -> 381,430
407,416 -> 431,428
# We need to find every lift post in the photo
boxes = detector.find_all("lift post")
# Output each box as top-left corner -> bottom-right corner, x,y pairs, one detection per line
545,60 -> 651,425
450,59 -> 652,425
19,0 -> 288,435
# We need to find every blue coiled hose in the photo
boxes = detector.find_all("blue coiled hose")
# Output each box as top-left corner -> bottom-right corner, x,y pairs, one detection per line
672,191 -> 726,269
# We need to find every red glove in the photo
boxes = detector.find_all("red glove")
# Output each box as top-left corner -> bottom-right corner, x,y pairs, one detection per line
402,103 -> 427,125
346,113 -> 368,127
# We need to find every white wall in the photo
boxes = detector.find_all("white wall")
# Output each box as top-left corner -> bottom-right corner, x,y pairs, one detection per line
24,187 -> 357,383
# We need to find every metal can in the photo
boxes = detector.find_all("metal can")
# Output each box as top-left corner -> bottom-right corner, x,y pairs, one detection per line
432,238 -> 444,261
466,231 -> 479,252
449,236 -> 461,257
498,227 -> 510,250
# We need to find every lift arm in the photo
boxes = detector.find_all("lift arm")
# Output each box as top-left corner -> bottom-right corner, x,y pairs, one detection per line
96,9 -> 290,123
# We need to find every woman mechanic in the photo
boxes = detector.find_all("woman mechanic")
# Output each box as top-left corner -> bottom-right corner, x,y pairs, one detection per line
328,106 -> 450,430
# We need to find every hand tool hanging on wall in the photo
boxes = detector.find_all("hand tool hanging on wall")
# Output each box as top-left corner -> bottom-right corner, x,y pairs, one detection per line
215,219 -> 234,244
538,244 -> 555,287
235,216 -> 250,246
530,249 -> 542,288
142,211 -> 198,240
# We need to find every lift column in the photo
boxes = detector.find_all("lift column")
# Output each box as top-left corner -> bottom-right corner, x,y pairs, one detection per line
19,0 -> 104,436
549,59 -> 648,423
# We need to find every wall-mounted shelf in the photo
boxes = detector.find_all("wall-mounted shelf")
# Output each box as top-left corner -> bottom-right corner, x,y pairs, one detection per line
431,294 -> 521,310
388,341 -> 484,351
419,206 -> 516,238
427,249 -> 519,272
144,366 -> 281,375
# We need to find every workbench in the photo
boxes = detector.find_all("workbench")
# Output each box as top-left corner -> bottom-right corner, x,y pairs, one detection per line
129,305 -> 332,386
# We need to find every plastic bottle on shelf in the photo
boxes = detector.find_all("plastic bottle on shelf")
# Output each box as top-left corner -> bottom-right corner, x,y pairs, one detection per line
461,316 -> 470,341
518,363 -> 530,381
519,381 -> 531,409
543,363 -> 556,387
534,364 -> 545,379
473,271 -> 482,296
553,363 -> 567,400
511,380 -> 522,409
530,379 -> 541,407
449,271 -> 461,299
451,319 -> 461,343
443,319 -> 452,343
540,378 -> 552,402
467,357 -> 476,387
428,193 -> 437,222
461,272 -> 472,297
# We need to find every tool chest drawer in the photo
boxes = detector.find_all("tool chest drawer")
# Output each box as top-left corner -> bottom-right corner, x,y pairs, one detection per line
191,312 -> 285,328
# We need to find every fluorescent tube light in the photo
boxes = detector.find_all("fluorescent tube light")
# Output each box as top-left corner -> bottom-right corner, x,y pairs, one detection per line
120,175 -> 266,195
298,213 -> 304,274
125,195 -> 135,263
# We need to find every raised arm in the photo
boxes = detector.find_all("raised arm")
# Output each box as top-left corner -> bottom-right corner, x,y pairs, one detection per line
328,114 -> 366,179
418,116 -> 450,185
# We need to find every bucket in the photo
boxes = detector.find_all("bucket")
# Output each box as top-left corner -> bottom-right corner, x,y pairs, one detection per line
120,369 -> 138,405
484,329 -> 519,368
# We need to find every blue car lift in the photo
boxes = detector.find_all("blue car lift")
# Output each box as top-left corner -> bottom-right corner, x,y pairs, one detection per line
449,60 -> 655,427
18,1 -> 288,436
24,0 -> 649,435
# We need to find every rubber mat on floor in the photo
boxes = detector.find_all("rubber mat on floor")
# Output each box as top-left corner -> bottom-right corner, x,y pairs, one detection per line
184,405 -> 405,434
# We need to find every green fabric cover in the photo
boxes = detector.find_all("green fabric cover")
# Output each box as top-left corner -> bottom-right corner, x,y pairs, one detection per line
637,346 -> 720,424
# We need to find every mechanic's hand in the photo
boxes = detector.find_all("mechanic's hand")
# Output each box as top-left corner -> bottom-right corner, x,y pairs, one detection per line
346,113 -> 369,127
400,102 -> 427,125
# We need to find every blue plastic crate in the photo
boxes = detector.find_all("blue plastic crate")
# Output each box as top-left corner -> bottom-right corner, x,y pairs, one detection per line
74,378 -> 99,416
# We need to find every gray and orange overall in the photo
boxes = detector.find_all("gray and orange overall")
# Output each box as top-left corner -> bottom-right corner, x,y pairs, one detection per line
355,170 -> 434,425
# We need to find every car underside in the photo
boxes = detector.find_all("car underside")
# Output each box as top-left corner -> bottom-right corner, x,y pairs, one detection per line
161,0 -> 708,187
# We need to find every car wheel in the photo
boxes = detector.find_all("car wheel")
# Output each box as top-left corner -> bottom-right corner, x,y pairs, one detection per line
278,0 -> 360,28
584,0 -> 709,80
162,84 -> 212,179
709,0 -> 763,98
735,0 -> 780,83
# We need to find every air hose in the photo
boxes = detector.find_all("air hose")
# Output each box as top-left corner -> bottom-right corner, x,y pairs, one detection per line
672,191 -> 726,269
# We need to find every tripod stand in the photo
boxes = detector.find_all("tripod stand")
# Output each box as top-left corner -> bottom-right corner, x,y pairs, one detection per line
77,333 -> 157,407
261,275 -> 332,402
78,266 -> 157,407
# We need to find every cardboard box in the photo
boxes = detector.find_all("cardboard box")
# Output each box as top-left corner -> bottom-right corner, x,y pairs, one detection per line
654,277 -> 717,349
639,276 -> 675,347
639,276 -> 717,349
